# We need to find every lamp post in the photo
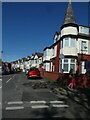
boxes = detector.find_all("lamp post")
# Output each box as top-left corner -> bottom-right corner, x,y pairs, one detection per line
0,51 -> 3,61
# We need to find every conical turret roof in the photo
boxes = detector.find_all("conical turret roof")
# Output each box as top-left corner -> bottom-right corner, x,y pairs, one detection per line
63,2 -> 76,25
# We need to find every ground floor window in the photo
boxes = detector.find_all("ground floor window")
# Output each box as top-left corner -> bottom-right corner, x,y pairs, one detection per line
60,59 -> 62,72
81,61 -> 86,74
60,58 -> 76,73
43,63 -> 46,70
63,58 -> 68,72
63,64 -> 68,72
46,63 -> 50,71
70,64 -> 75,73
44,62 -> 50,71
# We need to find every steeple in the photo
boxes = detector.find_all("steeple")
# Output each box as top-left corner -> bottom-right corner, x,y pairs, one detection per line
63,0 -> 76,25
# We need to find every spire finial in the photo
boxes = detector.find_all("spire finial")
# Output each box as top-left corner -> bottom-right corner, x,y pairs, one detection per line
62,0 -> 76,25
69,0 -> 71,4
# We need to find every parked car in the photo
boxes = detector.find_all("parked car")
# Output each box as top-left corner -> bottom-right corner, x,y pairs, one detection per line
16,68 -> 22,73
27,67 -> 41,79
2,65 -> 10,75
12,67 -> 21,73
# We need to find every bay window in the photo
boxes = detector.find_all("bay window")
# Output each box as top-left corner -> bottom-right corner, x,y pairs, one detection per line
60,58 -> 76,73
70,38 -> 76,47
60,59 -> 62,72
62,37 -> 76,48
63,58 -> 68,72
70,59 -> 75,72
63,38 -> 69,47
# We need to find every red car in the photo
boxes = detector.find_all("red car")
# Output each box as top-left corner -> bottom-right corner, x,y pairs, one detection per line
27,67 -> 41,79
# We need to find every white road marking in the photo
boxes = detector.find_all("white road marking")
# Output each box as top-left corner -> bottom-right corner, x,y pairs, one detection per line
13,74 -> 16,77
0,79 -> 2,81
6,106 -> 24,110
6,78 -> 12,83
52,104 -> 69,108
30,101 -> 46,104
6,74 -> 16,83
7,101 -> 23,105
50,100 -> 64,104
0,86 -> 2,89
31,105 -> 49,109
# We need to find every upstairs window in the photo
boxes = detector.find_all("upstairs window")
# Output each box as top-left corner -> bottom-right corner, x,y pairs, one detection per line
81,41 -> 88,52
60,40 -> 63,48
44,49 -> 49,56
70,38 -> 76,47
63,38 -> 69,47
44,51 -> 46,57
63,37 -> 76,48
79,26 -> 89,35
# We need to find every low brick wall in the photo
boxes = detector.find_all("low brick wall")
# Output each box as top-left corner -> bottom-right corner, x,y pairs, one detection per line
39,68 -> 44,76
43,71 -> 61,80
43,71 -> 90,88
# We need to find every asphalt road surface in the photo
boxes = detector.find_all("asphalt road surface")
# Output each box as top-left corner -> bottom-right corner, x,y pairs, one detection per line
2,72 -> 90,120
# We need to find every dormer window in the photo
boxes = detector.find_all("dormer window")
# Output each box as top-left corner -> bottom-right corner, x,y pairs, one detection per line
54,35 -> 58,43
54,33 -> 60,43
55,35 -> 58,40
52,47 -> 55,56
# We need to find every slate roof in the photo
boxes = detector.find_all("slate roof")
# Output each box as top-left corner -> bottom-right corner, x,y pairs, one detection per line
63,2 -> 76,25
35,52 -> 43,58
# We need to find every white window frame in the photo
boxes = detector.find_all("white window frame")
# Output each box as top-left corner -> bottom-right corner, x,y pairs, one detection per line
70,38 -> 76,47
60,58 -> 76,73
79,26 -> 89,35
81,41 -> 88,52
70,59 -> 76,73
63,37 -> 76,48
63,38 -> 69,47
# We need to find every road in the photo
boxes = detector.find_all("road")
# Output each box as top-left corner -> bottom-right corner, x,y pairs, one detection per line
2,72 -> 90,120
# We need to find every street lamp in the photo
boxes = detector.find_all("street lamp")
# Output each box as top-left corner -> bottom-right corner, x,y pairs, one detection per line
0,51 -> 3,61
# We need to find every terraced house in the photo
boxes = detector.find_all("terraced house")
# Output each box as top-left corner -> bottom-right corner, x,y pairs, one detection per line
30,52 -> 43,68
43,1 -> 90,77
11,52 -> 43,72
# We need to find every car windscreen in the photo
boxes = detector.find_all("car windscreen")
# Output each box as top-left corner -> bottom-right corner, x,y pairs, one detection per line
30,68 -> 39,71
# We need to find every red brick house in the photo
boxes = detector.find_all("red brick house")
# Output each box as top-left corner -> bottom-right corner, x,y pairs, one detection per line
43,1 -> 90,80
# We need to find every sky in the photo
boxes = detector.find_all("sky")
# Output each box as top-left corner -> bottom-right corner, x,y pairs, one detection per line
2,2 -> 89,62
